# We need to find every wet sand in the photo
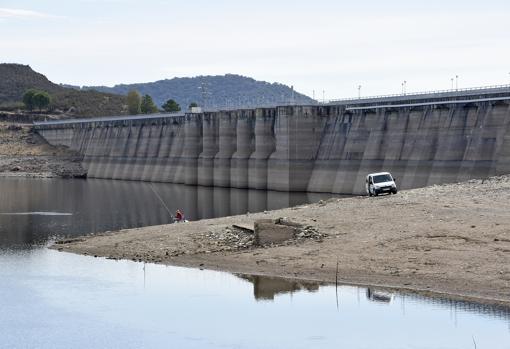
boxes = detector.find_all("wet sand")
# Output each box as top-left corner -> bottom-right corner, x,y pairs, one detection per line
53,176 -> 510,306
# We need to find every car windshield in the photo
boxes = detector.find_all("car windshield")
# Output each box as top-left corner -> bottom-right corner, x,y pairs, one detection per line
373,174 -> 392,183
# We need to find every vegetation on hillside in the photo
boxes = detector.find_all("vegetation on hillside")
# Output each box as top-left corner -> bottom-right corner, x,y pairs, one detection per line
23,89 -> 51,111
140,94 -> 158,114
51,89 -> 127,116
162,99 -> 181,112
0,64 -> 62,103
0,64 -> 316,120
84,74 -> 315,110
127,90 -> 141,114
0,64 -> 127,117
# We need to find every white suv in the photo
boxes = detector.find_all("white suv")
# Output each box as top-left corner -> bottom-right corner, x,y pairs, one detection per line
366,172 -> 397,196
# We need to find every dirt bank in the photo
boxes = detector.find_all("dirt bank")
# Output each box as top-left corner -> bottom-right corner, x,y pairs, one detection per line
53,176 -> 510,306
0,122 -> 86,178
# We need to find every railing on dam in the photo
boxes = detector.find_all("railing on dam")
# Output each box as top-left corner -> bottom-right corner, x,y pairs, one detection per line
327,84 -> 510,108
344,95 -> 510,111
33,112 -> 186,127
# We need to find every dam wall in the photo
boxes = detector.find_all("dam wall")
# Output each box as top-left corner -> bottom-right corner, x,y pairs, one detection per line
36,97 -> 510,195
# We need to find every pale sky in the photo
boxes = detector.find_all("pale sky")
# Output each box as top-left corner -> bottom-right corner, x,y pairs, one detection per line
1,0 -> 510,100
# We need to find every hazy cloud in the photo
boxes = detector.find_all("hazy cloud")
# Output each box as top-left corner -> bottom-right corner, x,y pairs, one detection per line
0,8 -> 61,19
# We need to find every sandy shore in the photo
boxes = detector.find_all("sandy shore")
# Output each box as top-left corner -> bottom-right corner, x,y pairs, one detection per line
53,176 -> 510,306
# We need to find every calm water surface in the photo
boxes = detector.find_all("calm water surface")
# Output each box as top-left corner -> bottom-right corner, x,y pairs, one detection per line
0,177 -> 509,349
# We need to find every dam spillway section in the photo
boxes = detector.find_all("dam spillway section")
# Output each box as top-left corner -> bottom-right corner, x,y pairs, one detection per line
34,86 -> 510,195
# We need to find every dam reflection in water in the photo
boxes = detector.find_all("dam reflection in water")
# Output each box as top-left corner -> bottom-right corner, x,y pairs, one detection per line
0,177 -> 341,247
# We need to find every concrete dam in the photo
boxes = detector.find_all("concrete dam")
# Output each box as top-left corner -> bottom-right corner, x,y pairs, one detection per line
35,87 -> 510,195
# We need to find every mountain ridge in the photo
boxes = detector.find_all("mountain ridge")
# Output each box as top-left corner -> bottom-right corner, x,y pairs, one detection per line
0,63 -> 127,117
0,64 -> 316,117
81,74 -> 315,109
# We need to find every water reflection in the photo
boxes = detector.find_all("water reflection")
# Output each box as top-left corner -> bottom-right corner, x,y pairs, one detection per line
400,292 -> 510,323
237,275 -> 321,301
0,177 -> 342,248
366,288 -> 393,303
237,274 -> 510,324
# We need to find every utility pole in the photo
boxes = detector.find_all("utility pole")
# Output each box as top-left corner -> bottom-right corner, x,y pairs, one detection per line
456,75 -> 459,90
199,81 -> 211,110
451,78 -> 454,90
358,85 -> 362,99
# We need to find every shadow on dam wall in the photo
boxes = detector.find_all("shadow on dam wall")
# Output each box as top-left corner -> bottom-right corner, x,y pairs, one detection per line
36,101 -> 510,195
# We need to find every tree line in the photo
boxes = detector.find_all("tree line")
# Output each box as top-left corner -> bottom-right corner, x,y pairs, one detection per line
22,89 -> 51,111
127,90 -> 198,115
22,88 -> 197,115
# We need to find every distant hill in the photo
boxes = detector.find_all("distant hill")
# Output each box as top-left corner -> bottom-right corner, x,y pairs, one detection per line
84,74 -> 316,110
0,64 -> 127,117
0,64 -> 63,102
0,64 -> 316,119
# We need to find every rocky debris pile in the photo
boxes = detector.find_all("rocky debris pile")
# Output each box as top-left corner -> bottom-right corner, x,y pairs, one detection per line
294,225 -> 326,242
50,157 -> 87,178
54,238 -> 85,245
194,218 -> 327,254
201,227 -> 254,252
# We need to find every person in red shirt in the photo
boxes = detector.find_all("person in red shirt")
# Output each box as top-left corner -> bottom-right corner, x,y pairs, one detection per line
175,209 -> 184,222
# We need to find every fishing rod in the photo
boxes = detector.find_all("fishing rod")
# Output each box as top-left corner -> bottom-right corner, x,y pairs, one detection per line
149,183 -> 174,221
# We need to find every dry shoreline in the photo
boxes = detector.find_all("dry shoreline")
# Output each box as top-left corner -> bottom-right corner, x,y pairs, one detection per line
53,176 -> 510,307
0,122 -> 86,178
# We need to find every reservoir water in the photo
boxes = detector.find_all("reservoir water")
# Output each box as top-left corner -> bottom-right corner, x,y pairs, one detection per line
0,177 -> 509,348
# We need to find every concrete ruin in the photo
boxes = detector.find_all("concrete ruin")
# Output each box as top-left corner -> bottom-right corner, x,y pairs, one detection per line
254,219 -> 299,246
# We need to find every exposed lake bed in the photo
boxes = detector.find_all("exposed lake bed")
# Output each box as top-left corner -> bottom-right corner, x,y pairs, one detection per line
55,175 -> 510,308
0,122 -> 86,179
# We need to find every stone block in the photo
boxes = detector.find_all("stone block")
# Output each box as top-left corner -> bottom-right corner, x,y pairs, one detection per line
254,220 -> 297,246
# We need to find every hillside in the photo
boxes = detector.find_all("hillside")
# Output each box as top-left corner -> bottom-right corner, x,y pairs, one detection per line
0,64 -> 127,117
85,74 -> 316,110
0,64 -> 315,118
0,64 -> 64,102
